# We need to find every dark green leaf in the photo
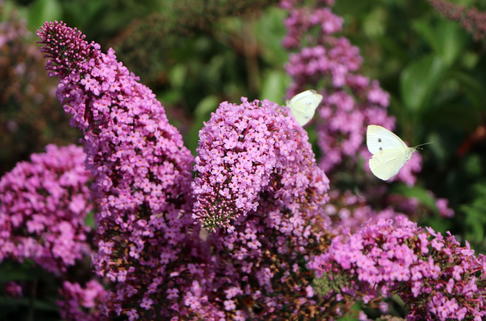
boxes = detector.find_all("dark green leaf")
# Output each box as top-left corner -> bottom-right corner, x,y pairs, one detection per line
400,55 -> 445,112
260,70 -> 289,104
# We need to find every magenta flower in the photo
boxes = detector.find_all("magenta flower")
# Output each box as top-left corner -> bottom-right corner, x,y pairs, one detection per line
193,98 -> 332,318
192,98 -> 329,228
29,16 -> 481,321
0,144 -> 91,274
309,216 -> 486,320
38,21 -> 203,320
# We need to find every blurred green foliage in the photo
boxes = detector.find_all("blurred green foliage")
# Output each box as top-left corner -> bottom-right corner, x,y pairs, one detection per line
1,0 -> 486,319
0,5 -> 79,174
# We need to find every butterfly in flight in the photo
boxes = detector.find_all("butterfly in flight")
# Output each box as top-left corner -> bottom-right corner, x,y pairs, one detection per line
366,125 -> 429,181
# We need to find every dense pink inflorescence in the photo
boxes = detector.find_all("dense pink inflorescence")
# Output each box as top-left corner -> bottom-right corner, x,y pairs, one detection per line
37,21 -> 206,320
193,98 -> 329,228
0,144 -> 91,274
309,216 -> 486,321
282,0 -> 421,183
58,280 -> 107,321
193,98 -> 333,318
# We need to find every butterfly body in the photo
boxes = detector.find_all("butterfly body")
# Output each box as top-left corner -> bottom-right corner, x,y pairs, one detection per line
366,125 -> 417,181
286,90 -> 323,126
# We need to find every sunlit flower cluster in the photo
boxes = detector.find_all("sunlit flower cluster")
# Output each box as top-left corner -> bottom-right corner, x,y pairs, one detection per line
310,216 -> 486,321
38,21 -> 202,320
194,98 -> 331,318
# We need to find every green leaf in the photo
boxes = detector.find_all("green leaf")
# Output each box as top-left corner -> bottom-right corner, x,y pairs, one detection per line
451,71 -> 486,109
194,95 -> 218,120
464,155 -> 482,177
84,211 -> 95,228
260,70 -> 289,104
0,262 -> 40,282
169,65 -> 187,89
185,95 -> 219,153
400,55 -> 445,112
463,206 -> 485,242
363,7 -> 386,37
434,21 -> 467,66
255,8 -> 289,67
27,0 -> 62,31
336,302 -> 361,321
427,132 -> 447,164
413,20 -> 466,66
462,183 -> 486,244
0,297 -> 57,311
1,1 -> 16,22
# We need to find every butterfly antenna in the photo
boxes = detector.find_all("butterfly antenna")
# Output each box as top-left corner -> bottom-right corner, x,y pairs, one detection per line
413,142 -> 432,150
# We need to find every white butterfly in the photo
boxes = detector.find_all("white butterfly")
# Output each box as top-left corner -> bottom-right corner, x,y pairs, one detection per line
366,125 -> 426,181
286,90 -> 323,126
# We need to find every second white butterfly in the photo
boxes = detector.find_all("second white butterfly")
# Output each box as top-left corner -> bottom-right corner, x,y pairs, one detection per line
286,90 -> 323,126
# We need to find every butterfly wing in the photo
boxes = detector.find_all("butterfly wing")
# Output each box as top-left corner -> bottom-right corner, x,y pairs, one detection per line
366,125 -> 408,155
287,90 -> 323,126
369,148 -> 411,180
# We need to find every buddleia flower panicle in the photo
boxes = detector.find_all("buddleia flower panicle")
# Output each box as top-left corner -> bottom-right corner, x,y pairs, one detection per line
193,98 -> 334,319
38,21 -> 206,320
192,98 -> 329,229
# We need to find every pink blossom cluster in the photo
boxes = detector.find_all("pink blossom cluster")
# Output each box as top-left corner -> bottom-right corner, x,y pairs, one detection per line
309,216 -> 486,321
193,98 -> 332,318
281,0 -> 421,185
38,21 -> 203,320
57,280 -> 107,321
0,144 -> 92,274
193,98 -> 329,228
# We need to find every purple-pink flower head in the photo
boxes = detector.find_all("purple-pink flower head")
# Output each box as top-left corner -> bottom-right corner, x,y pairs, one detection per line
0,144 -> 92,274
37,21 -> 198,319
192,98 -> 329,229
309,216 -> 486,320
191,98 -> 331,319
